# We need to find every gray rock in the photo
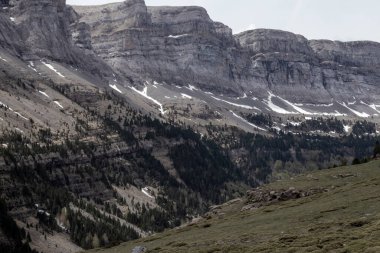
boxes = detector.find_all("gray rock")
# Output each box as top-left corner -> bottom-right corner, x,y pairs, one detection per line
132,246 -> 147,253
71,0 -> 380,105
1,0 -> 379,106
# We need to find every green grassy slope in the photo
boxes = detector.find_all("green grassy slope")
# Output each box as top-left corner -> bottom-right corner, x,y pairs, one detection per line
87,160 -> 380,253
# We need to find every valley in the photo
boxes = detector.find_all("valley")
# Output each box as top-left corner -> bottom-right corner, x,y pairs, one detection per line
0,0 -> 379,252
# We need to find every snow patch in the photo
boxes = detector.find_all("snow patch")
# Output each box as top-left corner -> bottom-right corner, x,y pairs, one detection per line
15,112 -> 28,121
288,121 -> 301,126
42,61 -> 65,78
142,187 -> 154,199
344,125 -> 351,133
272,92 -> 312,115
9,17 -> 15,22
230,110 -> 267,131
360,101 -> 380,114
15,128 -> 24,133
266,92 -> 346,116
0,101 -> 9,109
237,93 -> 247,100
28,61 -> 38,72
339,102 -> 370,118
264,92 -> 294,114
168,34 -> 188,39
109,84 -> 123,94
54,101 -> 64,109
38,90 -> 50,98
212,96 -> 260,110
0,56 -> 7,62
131,86 -> 166,115
186,85 -> 198,91
181,93 -> 192,99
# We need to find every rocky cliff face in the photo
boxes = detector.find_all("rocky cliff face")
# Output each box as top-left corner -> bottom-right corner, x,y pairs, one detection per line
73,1 -> 239,93
72,0 -> 380,104
0,0 -> 113,80
236,29 -> 380,103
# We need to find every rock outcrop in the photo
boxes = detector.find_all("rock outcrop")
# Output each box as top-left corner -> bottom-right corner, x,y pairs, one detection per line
0,0 -> 113,80
242,187 -> 326,211
236,29 -> 380,103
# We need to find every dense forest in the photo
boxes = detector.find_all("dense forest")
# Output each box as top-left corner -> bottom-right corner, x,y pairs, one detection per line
0,199 -> 38,253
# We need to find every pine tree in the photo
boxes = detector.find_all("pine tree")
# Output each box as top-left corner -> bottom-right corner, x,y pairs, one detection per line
373,141 -> 380,158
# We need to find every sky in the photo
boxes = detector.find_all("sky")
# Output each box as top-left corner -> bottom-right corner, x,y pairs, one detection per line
66,0 -> 380,42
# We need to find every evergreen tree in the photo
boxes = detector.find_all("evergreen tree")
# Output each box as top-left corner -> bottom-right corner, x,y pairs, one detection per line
373,141 -> 380,158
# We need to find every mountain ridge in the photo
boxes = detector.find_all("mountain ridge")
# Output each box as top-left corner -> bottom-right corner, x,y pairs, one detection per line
69,0 -> 380,108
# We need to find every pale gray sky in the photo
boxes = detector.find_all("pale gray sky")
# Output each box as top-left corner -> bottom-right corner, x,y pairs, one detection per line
67,0 -> 380,42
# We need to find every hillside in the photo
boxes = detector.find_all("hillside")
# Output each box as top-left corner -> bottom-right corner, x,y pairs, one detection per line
89,160 -> 380,253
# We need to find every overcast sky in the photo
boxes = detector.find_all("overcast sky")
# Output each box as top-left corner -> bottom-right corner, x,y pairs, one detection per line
66,0 -> 380,42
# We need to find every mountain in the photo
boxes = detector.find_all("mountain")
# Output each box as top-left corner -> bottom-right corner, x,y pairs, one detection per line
0,0 -> 379,252
72,0 -> 380,106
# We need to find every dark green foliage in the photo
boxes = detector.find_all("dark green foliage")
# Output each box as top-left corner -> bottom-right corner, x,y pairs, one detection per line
235,132 -> 379,182
242,113 -> 273,127
126,207 -> 170,232
0,199 -> 38,253
352,121 -> 376,136
68,208 -> 139,249
169,140 -> 239,203
352,158 -> 361,165
284,117 -> 344,134
373,141 -> 380,158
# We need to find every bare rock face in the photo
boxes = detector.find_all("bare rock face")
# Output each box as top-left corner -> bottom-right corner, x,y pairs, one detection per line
11,0 -> 72,60
309,40 -> 380,68
73,1 -> 239,93
0,0 -> 113,80
237,29 -> 313,55
71,22 -> 93,50
72,0 -> 380,104
1,0 -> 379,105
236,29 -> 380,103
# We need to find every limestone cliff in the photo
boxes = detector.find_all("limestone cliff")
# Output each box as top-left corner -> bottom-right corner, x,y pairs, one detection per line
72,0 -> 380,104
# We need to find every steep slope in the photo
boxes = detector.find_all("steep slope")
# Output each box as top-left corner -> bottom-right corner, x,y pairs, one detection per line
1,0 -> 113,80
236,29 -> 380,104
89,160 -> 380,253
73,0 -> 380,109
73,1 -> 238,94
